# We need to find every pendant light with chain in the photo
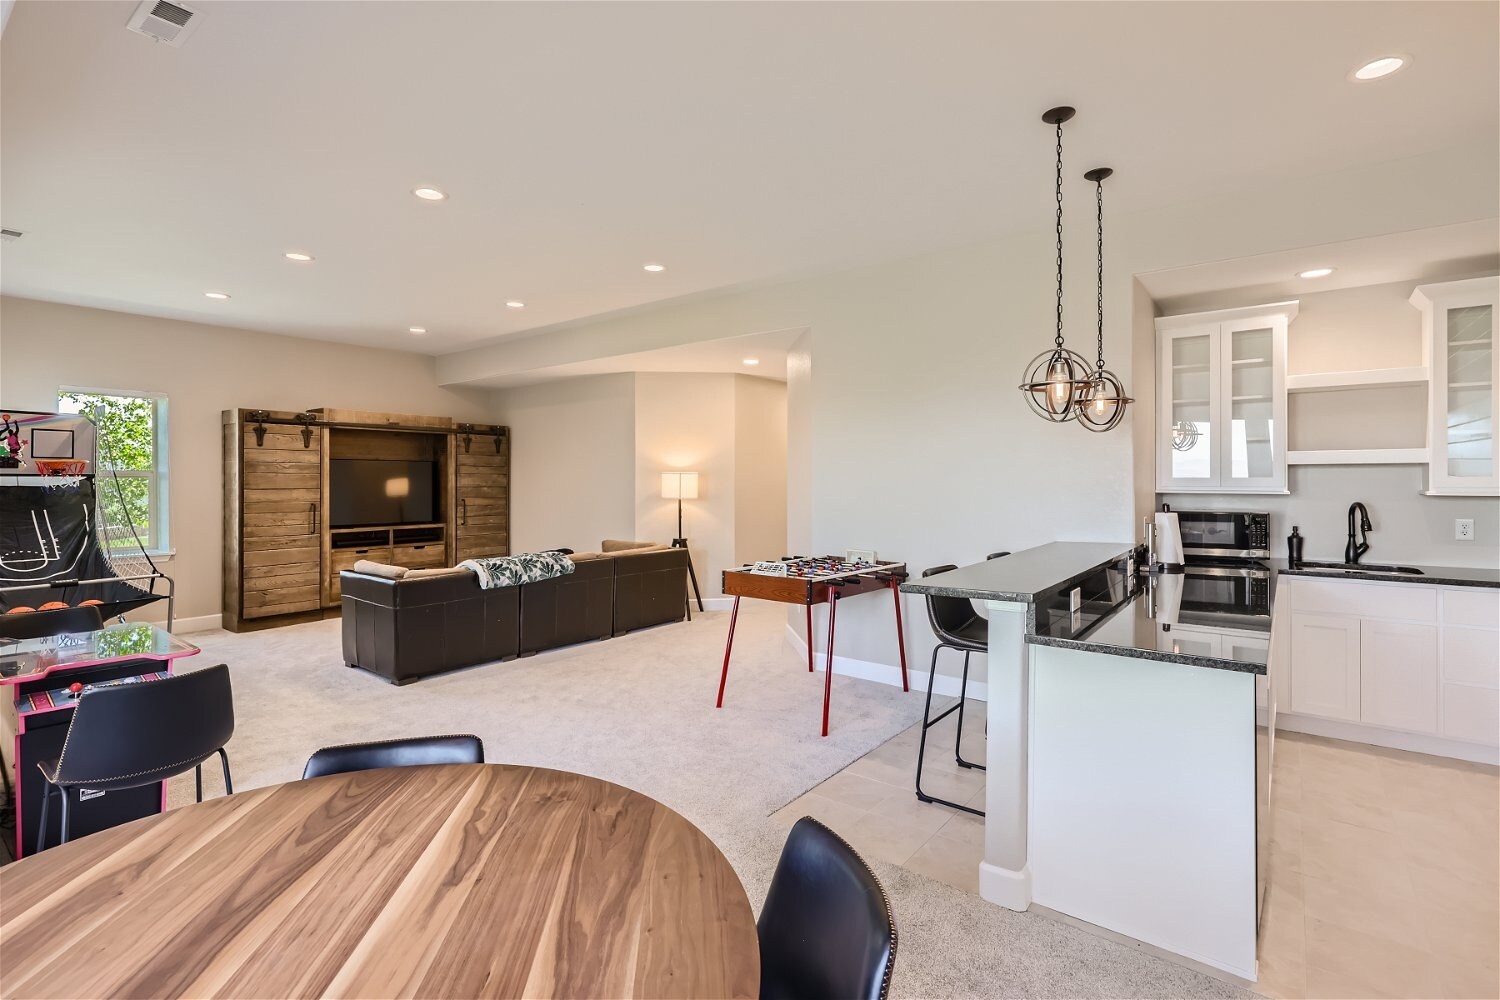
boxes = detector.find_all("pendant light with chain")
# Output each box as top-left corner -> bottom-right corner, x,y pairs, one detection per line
1019,107 -> 1092,422
1076,166 -> 1133,432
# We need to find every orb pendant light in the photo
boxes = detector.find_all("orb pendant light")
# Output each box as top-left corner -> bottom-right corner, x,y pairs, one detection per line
1076,166 -> 1133,433
1020,107 -> 1092,422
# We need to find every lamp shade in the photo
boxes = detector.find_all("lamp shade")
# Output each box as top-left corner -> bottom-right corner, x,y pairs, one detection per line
661,471 -> 699,500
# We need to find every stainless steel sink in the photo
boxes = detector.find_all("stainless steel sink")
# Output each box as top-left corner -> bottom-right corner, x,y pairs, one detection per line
1297,561 -> 1425,576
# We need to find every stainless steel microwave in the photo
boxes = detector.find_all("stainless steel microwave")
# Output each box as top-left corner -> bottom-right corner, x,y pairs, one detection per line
1171,509 -> 1271,560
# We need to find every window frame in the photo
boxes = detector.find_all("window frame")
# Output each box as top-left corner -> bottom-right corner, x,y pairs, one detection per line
56,385 -> 172,558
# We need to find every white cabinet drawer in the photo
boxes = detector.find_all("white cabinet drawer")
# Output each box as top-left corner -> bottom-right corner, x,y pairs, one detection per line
1443,627 -> 1500,688
1289,578 -> 1437,623
1442,682 -> 1500,745
1441,589 -> 1500,630
1290,612 -> 1361,721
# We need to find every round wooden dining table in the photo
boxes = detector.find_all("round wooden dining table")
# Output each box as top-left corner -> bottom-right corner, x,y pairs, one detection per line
0,763 -> 760,999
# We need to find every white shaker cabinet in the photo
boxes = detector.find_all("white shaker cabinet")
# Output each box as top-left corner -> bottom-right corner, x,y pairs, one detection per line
1359,619 -> 1439,733
1289,612 -> 1361,721
1411,276 -> 1500,496
1155,302 -> 1294,494
1279,576 -> 1499,761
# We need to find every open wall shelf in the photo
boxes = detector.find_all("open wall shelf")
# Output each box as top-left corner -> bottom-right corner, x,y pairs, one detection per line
1286,448 -> 1430,466
1285,366 -> 1430,393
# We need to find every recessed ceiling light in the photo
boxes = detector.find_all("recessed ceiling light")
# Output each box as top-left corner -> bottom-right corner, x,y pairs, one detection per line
408,326 -> 427,334
412,187 -> 447,201
1298,267 -> 1335,279
742,358 -> 760,366
204,291 -> 230,300
1351,56 -> 1407,81
284,251 -> 314,262
643,263 -> 666,272
505,301 -> 525,309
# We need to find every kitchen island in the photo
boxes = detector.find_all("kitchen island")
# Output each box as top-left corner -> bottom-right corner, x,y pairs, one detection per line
903,543 -> 1273,981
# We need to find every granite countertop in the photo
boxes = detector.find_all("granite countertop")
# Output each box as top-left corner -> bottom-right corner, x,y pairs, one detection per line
1275,560 -> 1500,589
898,542 -> 1136,603
1026,575 -> 1270,675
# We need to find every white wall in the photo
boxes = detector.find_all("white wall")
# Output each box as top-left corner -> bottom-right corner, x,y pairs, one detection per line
634,373 -> 738,597
734,375 -> 788,566
490,373 -> 638,554
0,295 -> 492,624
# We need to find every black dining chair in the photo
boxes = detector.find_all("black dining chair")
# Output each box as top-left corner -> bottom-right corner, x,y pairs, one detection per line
36,663 -> 235,849
0,605 -> 105,640
915,556 -> 1004,817
759,817 -> 896,1000
302,734 -> 484,779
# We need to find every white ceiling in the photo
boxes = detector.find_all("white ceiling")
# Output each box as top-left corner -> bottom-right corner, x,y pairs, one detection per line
471,327 -> 803,388
1140,219 -> 1500,312
2,1 -> 1496,355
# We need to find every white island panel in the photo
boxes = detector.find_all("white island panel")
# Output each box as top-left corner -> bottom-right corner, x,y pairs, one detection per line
1028,644 -> 1258,979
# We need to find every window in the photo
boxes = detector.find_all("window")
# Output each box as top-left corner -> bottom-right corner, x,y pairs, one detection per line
57,388 -> 170,555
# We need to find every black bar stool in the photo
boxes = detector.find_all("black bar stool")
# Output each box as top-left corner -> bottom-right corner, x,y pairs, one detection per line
915,552 -> 1008,816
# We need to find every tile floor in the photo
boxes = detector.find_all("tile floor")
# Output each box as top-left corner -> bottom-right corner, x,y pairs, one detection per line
775,699 -> 1500,1000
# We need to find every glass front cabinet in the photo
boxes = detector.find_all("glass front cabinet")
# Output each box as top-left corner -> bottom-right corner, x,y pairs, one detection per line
1155,302 -> 1295,493
1412,277 -> 1500,496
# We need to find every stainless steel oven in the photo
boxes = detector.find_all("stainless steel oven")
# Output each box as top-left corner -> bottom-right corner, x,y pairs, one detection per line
1170,509 -> 1271,560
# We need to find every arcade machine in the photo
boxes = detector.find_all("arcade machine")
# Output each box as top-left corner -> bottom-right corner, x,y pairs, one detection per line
0,410 -> 183,859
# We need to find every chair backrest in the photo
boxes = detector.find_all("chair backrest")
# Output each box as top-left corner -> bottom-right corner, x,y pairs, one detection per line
302,734 -> 484,779
758,817 -> 896,1000
919,565 -> 979,642
1,605 -> 105,640
55,663 -> 234,790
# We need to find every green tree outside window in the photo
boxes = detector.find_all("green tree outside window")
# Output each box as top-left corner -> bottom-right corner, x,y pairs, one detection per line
57,392 -> 163,551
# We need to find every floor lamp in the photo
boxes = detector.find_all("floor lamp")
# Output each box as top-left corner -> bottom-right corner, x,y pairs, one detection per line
661,471 -> 705,615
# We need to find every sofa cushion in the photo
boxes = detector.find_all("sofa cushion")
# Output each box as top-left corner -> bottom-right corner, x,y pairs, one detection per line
610,543 -> 672,557
354,560 -> 408,579
602,539 -> 656,553
405,566 -> 474,580
566,551 -> 608,562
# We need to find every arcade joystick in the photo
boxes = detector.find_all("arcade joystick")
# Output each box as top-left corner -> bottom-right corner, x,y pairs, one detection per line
67,681 -> 84,699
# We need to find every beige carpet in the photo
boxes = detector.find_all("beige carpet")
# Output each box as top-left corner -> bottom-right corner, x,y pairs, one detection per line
173,601 -> 1249,999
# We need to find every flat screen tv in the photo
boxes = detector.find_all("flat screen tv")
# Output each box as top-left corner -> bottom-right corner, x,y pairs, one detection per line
329,459 -> 438,528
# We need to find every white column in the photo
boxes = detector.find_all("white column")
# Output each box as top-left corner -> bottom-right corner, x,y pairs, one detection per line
979,599 -> 1032,910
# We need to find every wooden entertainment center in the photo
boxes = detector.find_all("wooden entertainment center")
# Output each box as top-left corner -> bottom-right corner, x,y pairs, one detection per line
221,407 -> 509,631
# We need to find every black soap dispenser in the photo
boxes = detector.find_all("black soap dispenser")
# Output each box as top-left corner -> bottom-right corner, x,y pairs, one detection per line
1288,526 -> 1304,568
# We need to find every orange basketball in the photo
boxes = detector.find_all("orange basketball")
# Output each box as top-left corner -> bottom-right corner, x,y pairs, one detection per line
79,599 -> 103,607
39,601 -> 69,611
6,606 -> 35,614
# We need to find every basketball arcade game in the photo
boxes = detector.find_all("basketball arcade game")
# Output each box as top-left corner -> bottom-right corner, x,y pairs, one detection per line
0,410 -> 175,627
717,556 -> 910,736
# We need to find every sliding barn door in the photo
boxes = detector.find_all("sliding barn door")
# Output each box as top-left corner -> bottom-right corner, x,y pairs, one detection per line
238,418 -> 323,619
453,430 -> 509,563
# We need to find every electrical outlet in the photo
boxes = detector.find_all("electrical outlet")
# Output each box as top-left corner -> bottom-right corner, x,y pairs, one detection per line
846,548 -> 877,564
1456,518 -> 1475,541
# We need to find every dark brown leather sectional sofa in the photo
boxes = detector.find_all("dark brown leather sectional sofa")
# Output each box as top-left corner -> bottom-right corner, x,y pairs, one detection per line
340,543 -> 689,685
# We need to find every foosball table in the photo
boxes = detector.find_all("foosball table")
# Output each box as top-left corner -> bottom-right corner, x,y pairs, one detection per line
717,556 -> 909,736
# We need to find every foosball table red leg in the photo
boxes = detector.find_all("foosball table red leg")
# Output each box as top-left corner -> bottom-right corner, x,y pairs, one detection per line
822,590 -> 839,737
805,604 -> 814,672
716,596 -> 741,708
891,580 -> 910,692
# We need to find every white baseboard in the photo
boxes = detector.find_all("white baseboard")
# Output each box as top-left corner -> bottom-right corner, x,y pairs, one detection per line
1276,711 -> 1499,766
699,597 -> 736,612
784,624 -> 988,701
170,613 -> 224,634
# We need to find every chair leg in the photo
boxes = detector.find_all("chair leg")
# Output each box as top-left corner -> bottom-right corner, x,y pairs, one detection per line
915,644 -> 983,817
218,747 -> 234,795
59,786 -> 73,845
37,782 -> 51,852
195,763 -> 204,803
954,651 -> 986,772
